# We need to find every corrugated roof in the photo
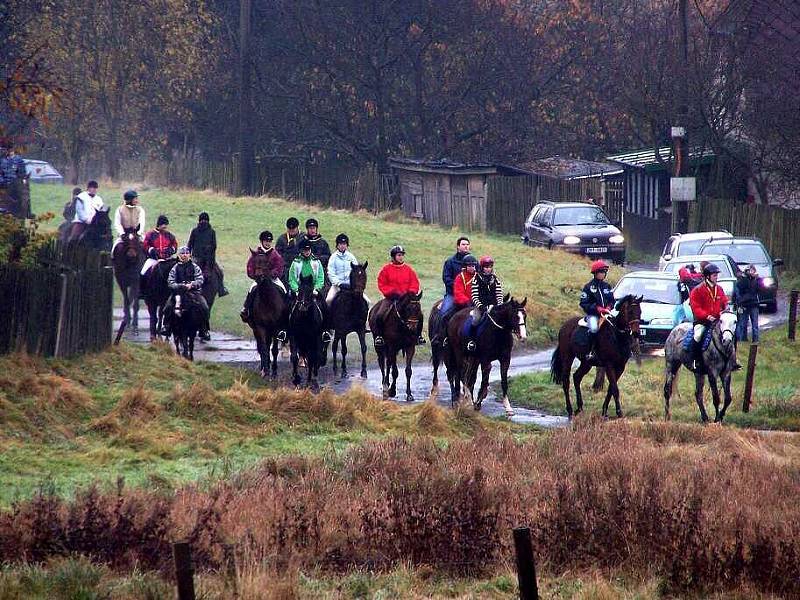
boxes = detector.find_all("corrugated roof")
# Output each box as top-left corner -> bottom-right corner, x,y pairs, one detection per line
606,147 -> 715,170
516,156 -> 624,179
388,157 -> 529,176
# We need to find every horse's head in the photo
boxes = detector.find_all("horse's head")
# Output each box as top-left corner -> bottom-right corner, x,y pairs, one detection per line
349,261 -> 368,293
249,248 -> 272,280
493,293 -> 528,339
121,227 -> 142,258
614,294 -> 643,339
396,291 -> 423,333
717,308 -> 738,349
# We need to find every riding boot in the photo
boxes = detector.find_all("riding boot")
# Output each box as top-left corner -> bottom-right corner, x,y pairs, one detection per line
586,332 -> 597,362
240,289 -> 255,322
693,342 -> 705,373
199,317 -> 211,341
731,341 -> 742,370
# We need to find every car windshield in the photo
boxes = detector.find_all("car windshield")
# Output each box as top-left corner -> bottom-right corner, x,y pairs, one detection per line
553,206 -> 609,226
702,243 -> 769,265
676,239 -> 707,255
615,277 -> 681,304
664,260 -> 734,278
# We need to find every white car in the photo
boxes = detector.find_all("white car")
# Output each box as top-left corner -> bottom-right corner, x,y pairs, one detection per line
658,231 -> 732,270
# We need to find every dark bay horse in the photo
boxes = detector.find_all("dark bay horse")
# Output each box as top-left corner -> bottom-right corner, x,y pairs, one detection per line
330,262 -> 369,380
141,258 -> 177,341
246,249 -> 289,378
77,208 -> 113,252
442,296 -> 527,415
663,309 -> 738,423
288,275 -> 326,391
171,293 -> 205,360
550,294 -> 642,419
111,228 -> 145,334
368,292 -> 423,401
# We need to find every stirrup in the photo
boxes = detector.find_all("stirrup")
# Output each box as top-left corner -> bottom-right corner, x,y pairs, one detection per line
374,335 -> 384,347
417,335 -> 426,345
276,330 -> 287,342
466,340 -> 476,352
321,331 -> 333,343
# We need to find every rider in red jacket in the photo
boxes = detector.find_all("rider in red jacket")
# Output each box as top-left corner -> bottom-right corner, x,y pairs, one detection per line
141,215 -> 178,276
373,245 -> 423,346
688,263 -> 733,371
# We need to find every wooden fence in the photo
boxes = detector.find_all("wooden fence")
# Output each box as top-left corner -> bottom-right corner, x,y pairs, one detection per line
0,241 -> 113,357
694,198 -> 800,270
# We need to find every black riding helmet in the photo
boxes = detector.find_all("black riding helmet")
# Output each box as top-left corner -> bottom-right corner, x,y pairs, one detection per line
299,238 -> 312,251
702,263 -> 721,277
390,245 -> 405,258
156,215 -> 169,227
260,230 -> 273,242
123,189 -> 138,203
305,218 -> 318,229
462,254 -> 478,267
335,233 -> 349,245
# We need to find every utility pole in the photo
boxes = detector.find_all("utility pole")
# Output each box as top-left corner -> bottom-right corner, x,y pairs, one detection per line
238,0 -> 253,196
672,0 -> 691,233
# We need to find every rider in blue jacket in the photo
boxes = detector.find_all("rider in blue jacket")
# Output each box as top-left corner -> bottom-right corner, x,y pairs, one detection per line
580,260 -> 615,361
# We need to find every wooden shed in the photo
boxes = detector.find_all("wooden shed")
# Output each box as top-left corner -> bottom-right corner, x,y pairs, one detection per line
390,157 -> 526,231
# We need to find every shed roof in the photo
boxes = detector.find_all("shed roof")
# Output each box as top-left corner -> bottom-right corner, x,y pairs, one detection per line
606,147 -> 716,171
389,157 -> 528,176
516,156 -> 624,179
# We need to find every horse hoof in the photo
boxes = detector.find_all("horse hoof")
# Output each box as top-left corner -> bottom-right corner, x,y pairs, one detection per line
360,371 -> 367,379
616,412 -> 624,419
472,401 -> 482,412
406,394 -> 414,403
260,369 -> 267,378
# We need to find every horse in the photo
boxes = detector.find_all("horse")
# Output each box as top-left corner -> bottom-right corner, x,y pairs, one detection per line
368,292 -> 423,401
111,228 -> 145,334
246,249 -> 289,378
663,309 -> 738,423
550,294 -> 642,419
330,262 -> 369,380
76,208 -> 113,251
288,275 -> 326,391
170,292 -> 206,360
442,295 -> 528,416
140,258 -> 177,341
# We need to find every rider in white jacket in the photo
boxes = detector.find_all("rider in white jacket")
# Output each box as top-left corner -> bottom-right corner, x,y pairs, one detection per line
326,233 -> 369,305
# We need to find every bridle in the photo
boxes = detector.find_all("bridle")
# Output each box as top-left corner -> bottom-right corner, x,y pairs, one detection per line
392,297 -> 421,334
485,303 -> 526,337
605,300 -> 641,337
710,309 -> 737,356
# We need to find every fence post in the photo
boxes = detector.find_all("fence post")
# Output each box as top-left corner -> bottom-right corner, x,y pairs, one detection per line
173,541 -> 196,600
53,273 -> 69,357
742,343 -> 758,413
789,290 -> 798,341
512,527 -> 539,600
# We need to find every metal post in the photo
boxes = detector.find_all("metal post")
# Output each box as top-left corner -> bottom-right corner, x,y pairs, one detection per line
513,527 -> 539,600
788,290 -> 798,341
173,541 -> 196,600
742,343 -> 758,413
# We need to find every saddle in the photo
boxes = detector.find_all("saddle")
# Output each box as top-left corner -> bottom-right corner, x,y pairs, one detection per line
460,312 -> 490,340
682,327 -> 713,352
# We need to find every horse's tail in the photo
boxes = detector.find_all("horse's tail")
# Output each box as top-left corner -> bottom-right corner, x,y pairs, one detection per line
550,347 -> 564,385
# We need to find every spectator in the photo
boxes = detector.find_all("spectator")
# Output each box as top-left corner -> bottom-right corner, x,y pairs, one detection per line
734,264 -> 762,342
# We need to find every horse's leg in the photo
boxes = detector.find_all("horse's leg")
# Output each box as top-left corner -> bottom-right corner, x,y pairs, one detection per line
377,348 -> 388,398
694,372 -> 709,423
462,357 -> 478,407
719,371 -> 733,422
561,350 -> 575,419
254,328 -> 267,378
591,366 -> 606,392
358,329 -> 368,378
188,334 -> 195,361
405,346 -> 415,402
663,361 -> 681,421
340,333 -> 349,379
572,360 -> 592,416
708,374 -> 722,423
332,334 -> 339,377
121,287 -> 131,329
270,336 -> 279,379
430,343 -> 440,395
290,342 -> 301,387
148,302 -> 158,341
132,286 -> 140,334
499,355 -> 514,417
389,353 -> 399,398
474,361 -> 491,412
609,368 -> 623,418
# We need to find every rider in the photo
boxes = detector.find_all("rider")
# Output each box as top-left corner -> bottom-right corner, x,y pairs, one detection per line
141,215 -> 178,276
373,245 -> 424,346
580,260 -> 615,362
440,253 -> 478,345
326,233 -> 369,305
289,237 -> 332,343
69,180 -> 105,242
113,190 -> 146,249
297,218 -> 331,268
440,236 -> 471,317
188,212 -> 229,297
688,262 -> 736,372
240,230 -> 287,335
162,246 -> 211,341
464,255 -> 505,352
678,263 -> 703,290
276,217 -> 301,279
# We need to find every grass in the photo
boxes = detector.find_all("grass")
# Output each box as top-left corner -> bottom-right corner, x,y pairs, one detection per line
508,328 -> 800,429
0,343 -> 524,506
30,182 -> 617,348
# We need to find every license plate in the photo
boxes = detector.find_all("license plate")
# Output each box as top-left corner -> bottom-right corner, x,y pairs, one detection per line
586,247 -> 608,253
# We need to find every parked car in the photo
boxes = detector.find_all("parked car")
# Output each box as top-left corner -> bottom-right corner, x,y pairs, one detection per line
699,237 -> 782,313
661,253 -> 739,299
521,201 -> 626,264
658,230 -> 732,270
613,271 -> 692,347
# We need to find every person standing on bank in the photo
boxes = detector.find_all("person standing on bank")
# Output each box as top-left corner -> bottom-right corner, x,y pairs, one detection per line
734,264 -> 762,343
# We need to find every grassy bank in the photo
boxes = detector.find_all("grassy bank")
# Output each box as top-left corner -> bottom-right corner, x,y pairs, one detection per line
0,343 -> 519,506
509,329 -> 800,429
31,183 -> 614,346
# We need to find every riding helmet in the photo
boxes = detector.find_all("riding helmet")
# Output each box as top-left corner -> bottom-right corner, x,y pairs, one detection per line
178,246 -> 191,255
305,218 -> 319,229
479,255 -> 494,267
156,215 -> 169,227
198,212 -> 210,222
590,259 -> 609,274
299,238 -> 312,251
390,245 -> 405,258
702,263 -> 721,277
260,230 -> 273,242
463,254 -> 478,267
286,217 -> 299,229
123,189 -> 138,203
336,233 -> 349,245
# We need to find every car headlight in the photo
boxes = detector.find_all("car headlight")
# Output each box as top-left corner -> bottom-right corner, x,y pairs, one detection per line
762,277 -> 775,287
609,234 -> 625,244
563,235 -> 581,245
649,318 -> 674,326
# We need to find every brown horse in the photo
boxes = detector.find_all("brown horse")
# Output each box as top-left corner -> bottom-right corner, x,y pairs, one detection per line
246,249 -> 289,379
368,292 -> 423,401
550,294 -> 642,419
442,295 -> 528,415
330,262 -> 369,380
111,228 -> 145,334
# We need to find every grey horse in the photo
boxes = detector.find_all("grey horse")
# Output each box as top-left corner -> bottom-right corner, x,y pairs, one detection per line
663,309 -> 738,423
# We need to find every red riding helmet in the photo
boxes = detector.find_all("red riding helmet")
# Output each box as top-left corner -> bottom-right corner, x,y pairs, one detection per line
479,255 -> 494,267
590,259 -> 609,274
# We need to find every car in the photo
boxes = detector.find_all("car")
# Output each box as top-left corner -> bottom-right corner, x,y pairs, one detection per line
658,231 -> 732,270
521,201 -> 625,264
660,253 -> 739,299
612,271 -> 692,347
698,237 -> 783,313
